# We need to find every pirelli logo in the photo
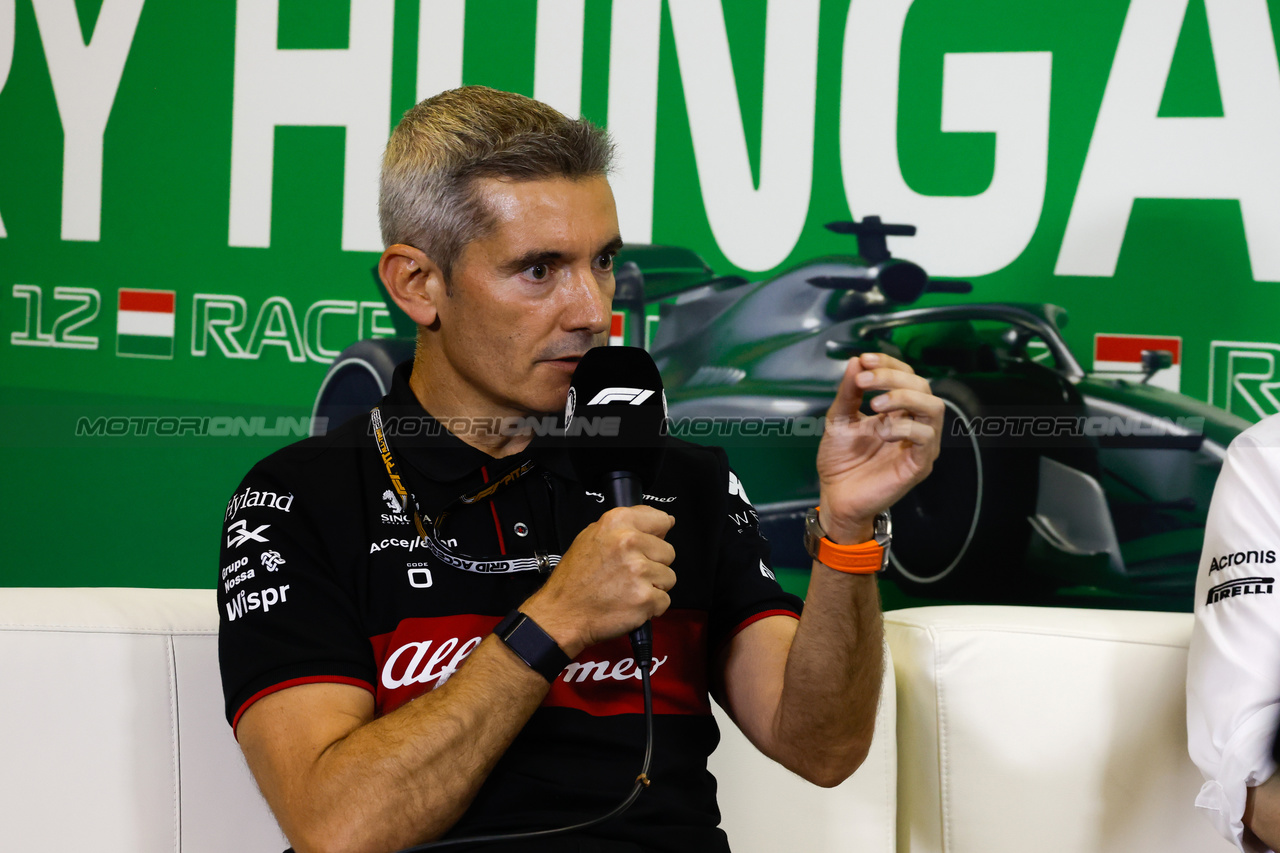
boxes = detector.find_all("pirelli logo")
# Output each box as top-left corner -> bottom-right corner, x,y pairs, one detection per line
1206,576 -> 1275,606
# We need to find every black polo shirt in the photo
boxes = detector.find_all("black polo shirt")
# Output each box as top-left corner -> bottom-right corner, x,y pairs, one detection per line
217,361 -> 802,852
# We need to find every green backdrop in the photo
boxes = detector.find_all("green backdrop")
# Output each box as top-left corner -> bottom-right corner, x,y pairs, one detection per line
2,0 -> 1278,588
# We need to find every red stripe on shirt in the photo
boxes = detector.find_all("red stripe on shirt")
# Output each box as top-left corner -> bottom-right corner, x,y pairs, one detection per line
720,608 -> 801,655
232,675 -> 374,735
480,466 -> 507,555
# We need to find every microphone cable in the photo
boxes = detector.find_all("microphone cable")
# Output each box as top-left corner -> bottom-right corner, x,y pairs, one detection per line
393,653 -> 655,853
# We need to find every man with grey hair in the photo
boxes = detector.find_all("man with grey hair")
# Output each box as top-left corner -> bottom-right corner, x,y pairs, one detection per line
218,86 -> 943,853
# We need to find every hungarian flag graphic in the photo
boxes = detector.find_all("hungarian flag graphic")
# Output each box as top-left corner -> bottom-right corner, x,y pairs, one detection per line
116,289 -> 176,359
609,311 -> 626,346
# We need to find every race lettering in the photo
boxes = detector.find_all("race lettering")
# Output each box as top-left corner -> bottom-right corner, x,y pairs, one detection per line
667,0 -> 820,272
31,0 -> 146,241
1057,0 -> 1280,282
0,0 -> 11,235
841,0 -> 1052,277
228,0 -> 391,251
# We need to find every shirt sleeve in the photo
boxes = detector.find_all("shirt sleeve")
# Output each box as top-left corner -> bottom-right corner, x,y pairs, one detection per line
706,448 -> 804,653
1188,417 -> 1280,853
217,459 -> 375,732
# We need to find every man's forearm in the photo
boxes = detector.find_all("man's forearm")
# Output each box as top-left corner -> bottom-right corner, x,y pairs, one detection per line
770,566 -> 883,786
1245,774 -> 1280,851
240,506 -> 676,853
241,636 -> 551,853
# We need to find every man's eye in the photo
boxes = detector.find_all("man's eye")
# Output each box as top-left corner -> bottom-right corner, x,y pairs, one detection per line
527,264 -> 550,281
596,253 -> 615,272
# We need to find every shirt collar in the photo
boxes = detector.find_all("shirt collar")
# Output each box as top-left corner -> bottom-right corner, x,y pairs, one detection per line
377,360 -> 577,484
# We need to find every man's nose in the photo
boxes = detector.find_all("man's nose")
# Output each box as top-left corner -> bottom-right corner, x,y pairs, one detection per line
562,266 -> 612,335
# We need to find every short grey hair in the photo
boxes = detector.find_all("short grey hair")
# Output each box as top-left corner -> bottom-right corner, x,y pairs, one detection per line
379,86 -> 615,279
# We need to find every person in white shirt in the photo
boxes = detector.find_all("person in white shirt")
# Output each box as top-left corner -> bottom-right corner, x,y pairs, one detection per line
1189,413 -> 1280,852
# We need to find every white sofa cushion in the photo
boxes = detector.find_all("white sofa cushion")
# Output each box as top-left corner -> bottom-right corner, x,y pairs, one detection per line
710,642 -> 896,853
0,587 -> 894,853
886,605 -> 1235,853
0,588 -> 286,853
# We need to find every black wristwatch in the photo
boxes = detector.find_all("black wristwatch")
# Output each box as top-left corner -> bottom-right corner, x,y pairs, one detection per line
493,610 -> 572,682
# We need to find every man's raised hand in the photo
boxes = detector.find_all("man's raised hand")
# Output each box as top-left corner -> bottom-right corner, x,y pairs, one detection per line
816,352 -> 943,544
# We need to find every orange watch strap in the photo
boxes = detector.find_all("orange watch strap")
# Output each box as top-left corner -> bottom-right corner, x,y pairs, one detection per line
814,537 -> 884,574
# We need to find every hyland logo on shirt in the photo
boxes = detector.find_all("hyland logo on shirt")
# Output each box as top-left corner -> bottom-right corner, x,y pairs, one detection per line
116,289 -> 175,359
1206,577 -> 1275,606
226,519 -> 270,548
1208,549 -> 1276,572
225,486 -> 294,520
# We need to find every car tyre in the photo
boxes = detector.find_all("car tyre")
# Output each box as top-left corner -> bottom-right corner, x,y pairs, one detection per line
312,338 -> 415,435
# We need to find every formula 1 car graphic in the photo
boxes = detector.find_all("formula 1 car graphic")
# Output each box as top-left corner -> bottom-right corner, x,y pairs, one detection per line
314,218 -> 1249,605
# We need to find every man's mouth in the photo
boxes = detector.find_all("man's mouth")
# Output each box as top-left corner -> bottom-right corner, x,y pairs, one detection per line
542,354 -> 585,369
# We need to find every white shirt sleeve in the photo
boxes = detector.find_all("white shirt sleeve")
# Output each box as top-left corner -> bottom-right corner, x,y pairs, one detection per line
1188,414 -> 1280,853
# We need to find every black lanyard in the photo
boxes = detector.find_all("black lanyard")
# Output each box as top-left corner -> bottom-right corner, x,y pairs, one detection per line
370,406 -> 561,574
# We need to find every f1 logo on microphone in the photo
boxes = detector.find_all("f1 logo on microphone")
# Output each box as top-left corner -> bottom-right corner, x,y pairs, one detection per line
587,388 -> 655,406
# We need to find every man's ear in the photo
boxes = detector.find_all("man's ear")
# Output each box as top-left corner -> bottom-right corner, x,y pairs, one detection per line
379,244 -> 445,329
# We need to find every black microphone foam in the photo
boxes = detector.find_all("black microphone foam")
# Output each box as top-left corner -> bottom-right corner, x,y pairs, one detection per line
565,346 -> 667,492
566,346 -> 668,667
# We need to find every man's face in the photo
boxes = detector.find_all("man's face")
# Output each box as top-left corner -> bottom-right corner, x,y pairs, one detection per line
428,174 -> 621,418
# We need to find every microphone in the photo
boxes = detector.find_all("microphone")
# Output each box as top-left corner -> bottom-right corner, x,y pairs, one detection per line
566,346 -> 668,665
